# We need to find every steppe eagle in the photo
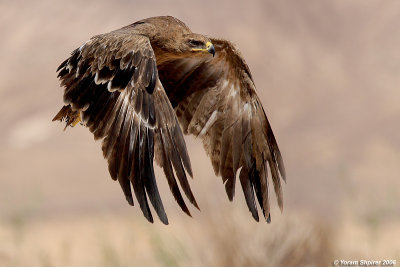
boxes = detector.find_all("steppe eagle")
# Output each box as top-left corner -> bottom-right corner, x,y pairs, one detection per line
53,16 -> 286,224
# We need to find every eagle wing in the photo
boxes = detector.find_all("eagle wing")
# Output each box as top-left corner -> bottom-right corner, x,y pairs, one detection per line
55,29 -> 198,224
158,38 -> 286,222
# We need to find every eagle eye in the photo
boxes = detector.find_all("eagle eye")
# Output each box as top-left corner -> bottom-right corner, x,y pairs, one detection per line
188,39 -> 204,47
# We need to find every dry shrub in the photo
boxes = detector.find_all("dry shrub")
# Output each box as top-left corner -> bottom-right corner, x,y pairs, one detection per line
184,211 -> 334,267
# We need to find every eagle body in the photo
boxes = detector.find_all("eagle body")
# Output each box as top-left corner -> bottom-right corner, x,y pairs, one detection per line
53,16 -> 286,224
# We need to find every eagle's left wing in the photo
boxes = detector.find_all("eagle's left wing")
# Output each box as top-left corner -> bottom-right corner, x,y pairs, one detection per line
54,30 -> 197,224
158,38 -> 286,222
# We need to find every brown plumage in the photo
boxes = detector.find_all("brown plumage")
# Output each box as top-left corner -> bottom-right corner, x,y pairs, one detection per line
53,16 -> 286,224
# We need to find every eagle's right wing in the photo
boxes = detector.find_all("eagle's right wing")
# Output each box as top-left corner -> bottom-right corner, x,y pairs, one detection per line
54,29 -> 197,224
158,38 -> 285,222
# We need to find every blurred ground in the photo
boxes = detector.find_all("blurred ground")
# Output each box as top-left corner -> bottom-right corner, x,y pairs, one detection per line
0,0 -> 399,266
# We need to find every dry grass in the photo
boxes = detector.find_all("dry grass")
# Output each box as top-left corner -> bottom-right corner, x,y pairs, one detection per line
0,211 -> 335,267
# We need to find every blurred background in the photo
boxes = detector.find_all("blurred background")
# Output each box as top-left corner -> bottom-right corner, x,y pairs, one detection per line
1,0 -> 399,266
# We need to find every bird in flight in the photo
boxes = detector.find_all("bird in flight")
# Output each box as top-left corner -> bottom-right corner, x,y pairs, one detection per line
53,16 -> 285,224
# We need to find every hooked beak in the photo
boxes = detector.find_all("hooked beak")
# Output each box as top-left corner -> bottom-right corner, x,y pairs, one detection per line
206,41 -> 215,57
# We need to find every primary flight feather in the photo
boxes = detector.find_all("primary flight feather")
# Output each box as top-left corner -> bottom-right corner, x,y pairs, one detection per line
53,16 -> 286,224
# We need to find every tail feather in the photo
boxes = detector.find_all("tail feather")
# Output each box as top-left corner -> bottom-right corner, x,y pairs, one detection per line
52,105 -> 81,129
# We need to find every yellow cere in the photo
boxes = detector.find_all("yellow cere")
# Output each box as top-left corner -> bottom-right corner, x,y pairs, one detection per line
192,41 -> 213,52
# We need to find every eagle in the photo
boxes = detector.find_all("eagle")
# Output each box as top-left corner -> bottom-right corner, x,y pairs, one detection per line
53,16 -> 286,224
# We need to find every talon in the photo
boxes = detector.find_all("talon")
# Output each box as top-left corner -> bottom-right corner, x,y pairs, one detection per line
71,112 -> 81,127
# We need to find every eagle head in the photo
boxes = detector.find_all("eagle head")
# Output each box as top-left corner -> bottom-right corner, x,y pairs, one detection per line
183,33 -> 215,57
